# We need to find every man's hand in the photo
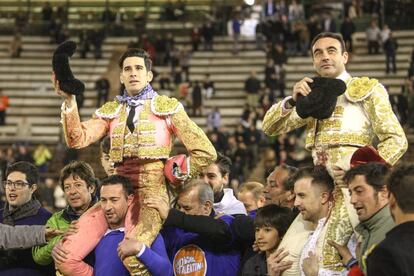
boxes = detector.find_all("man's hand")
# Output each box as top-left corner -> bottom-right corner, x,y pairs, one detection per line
292,77 -> 313,101
302,251 -> 319,276
280,191 -> 295,208
51,73 -> 74,105
328,240 -> 353,265
332,165 -> 345,186
45,227 -> 64,241
214,212 -> 225,219
267,248 -> 293,276
144,196 -> 170,220
52,241 -> 69,265
63,220 -> 80,239
117,237 -> 144,260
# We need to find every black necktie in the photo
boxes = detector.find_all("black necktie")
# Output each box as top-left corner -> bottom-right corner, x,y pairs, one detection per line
127,106 -> 135,133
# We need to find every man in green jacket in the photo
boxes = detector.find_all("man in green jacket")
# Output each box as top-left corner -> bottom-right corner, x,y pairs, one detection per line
32,161 -> 98,265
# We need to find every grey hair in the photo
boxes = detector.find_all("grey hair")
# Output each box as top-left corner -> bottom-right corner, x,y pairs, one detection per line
180,179 -> 214,205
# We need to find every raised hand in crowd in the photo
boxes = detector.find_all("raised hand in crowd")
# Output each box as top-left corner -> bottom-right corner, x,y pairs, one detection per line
267,248 -> 293,276
144,196 -> 170,220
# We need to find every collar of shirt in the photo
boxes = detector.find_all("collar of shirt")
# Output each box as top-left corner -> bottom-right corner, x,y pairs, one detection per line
336,71 -> 351,83
104,227 -> 125,236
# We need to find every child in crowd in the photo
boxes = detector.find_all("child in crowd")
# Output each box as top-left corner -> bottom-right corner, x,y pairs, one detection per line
242,204 -> 294,276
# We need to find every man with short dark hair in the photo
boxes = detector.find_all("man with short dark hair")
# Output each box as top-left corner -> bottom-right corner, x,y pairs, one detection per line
330,162 -> 393,275
0,161 -> 53,275
264,165 -> 298,209
293,166 -> 336,276
54,47 -> 216,275
200,153 -> 246,215
366,164 -> 414,275
52,174 -> 172,276
262,31 -> 407,275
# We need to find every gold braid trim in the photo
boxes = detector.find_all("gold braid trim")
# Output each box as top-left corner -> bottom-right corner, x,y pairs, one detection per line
322,190 -> 354,270
110,105 -> 127,163
318,119 -> 342,131
306,131 -> 372,149
94,100 -> 122,119
151,95 -> 183,116
345,77 -> 379,103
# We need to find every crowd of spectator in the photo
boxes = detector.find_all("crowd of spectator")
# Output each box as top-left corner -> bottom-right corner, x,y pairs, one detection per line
1,152 -> 414,275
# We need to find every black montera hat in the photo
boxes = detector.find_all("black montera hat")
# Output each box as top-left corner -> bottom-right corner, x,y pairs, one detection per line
296,77 -> 346,120
52,40 -> 85,95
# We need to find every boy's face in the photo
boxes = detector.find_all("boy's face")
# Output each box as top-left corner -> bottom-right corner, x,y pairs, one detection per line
255,225 -> 280,253
5,171 -> 36,208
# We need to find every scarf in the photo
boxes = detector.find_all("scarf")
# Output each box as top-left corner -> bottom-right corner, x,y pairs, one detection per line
2,198 -> 42,226
62,195 -> 99,222
115,84 -> 158,107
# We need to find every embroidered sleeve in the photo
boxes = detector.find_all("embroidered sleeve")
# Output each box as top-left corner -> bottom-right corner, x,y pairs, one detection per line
170,108 -> 217,177
262,100 -> 310,136
362,84 -> 408,165
61,104 -> 109,149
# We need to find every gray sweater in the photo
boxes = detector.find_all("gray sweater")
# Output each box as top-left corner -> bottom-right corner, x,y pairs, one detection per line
0,223 -> 46,249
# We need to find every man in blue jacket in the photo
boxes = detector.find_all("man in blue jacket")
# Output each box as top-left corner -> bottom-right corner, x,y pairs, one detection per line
146,179 -> 241,276
52,174 -> 172,276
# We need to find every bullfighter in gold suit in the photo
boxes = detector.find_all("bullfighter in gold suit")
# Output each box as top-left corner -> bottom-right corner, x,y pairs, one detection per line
53,48 -> 216,275
262,32 -> 407,275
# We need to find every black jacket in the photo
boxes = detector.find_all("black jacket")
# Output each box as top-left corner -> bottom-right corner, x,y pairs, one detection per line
366,221 -> 414,276
242,252 -> 267,276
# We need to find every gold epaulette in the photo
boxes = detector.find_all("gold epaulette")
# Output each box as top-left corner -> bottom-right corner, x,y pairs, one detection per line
345,77 -> 379,102
151,95 -> 182,116
94,100 -> 122,119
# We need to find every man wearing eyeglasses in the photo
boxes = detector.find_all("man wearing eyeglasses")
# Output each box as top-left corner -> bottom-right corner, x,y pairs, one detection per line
0,161 -> 53,275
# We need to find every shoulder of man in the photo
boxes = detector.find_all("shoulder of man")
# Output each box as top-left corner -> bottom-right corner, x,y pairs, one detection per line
151,95 -> 183,116
345,76 -> 380,103
47,210 -> 65,225
94,100 -> 122,119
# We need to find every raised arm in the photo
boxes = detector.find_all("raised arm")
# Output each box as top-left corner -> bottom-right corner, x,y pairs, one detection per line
53,74 -> 109,148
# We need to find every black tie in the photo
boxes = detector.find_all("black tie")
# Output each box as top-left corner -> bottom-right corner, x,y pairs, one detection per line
127,106 -> 135,133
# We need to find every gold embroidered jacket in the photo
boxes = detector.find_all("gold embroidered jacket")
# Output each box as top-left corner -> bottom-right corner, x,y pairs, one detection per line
262,76 -> 408,166
61,95 -> 216,177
